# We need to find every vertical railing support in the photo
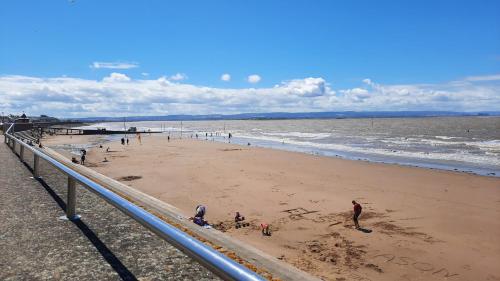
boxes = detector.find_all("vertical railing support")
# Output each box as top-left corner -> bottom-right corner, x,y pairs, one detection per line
12,140 -> 16,153
33,154 -> 40,178
66,177 -> 78,220
20,145 -> 24,162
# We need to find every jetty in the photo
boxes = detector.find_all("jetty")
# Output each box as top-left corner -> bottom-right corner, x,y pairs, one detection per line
46,127 -> 162,135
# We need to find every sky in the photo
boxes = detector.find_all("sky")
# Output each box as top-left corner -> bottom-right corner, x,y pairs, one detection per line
0,0 -> 499,117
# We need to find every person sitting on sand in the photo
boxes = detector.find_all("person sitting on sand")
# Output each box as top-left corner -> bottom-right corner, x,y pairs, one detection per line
189,205 -> 208,226
235,212 -> 250,228
235,212 -> 244,223
352,200 -> 362,229
261,223 -> 271,236
106,147 -> 110,152
195,205 -> 206,219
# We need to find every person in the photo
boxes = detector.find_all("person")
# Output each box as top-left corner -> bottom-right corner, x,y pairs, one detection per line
167,135 -> 170,142
106,147 -> 110,152
126,138 -> 129,145
195,205 -> 206,219
235,212 -> 244,222
121,138 -> 125,145
235,212 -> 249,228
80,154 -> 86,165
189,205 -> 207,226
261,223 -> 271,236
352,200 -> 362,229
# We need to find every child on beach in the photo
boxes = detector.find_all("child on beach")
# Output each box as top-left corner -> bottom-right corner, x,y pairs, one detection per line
234,212 -> 250,228
261,223 -> 271,236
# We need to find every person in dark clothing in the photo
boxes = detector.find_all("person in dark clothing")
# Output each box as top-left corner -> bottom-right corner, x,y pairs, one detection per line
81,154 -> 86,165
352,200 -> 362,229
194,205 -> 206,219
126,138 -> 129,145
121,138 -> 125,145
190,205 -> 207,226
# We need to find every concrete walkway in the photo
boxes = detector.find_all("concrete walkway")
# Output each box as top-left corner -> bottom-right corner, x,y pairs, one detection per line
0,142 -> 218,281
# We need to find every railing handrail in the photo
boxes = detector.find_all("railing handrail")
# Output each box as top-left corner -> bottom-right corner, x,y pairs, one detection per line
4,124 -> 265,281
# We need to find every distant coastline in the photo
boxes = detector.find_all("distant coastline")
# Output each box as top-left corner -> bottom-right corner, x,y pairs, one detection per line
64,111 -> 500,123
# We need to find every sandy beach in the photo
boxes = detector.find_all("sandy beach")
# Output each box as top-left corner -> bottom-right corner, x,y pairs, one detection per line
44,134 -> 500,281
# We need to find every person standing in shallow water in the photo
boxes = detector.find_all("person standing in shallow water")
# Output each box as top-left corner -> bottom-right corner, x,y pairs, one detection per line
352,200 -> 362,229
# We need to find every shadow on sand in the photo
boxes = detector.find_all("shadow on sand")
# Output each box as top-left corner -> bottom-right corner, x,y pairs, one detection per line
357,227 -> 373,233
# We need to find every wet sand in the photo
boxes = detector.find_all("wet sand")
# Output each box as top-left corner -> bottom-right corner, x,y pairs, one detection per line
44,134 -> 500,281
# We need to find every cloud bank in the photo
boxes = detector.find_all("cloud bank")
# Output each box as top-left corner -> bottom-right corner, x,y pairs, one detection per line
0,73 -> 499,117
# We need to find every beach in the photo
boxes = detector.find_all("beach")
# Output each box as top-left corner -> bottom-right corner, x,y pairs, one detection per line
44,134 -> 500,281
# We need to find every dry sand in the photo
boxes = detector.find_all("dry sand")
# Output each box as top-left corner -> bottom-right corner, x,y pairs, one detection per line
45,134 -> 500,281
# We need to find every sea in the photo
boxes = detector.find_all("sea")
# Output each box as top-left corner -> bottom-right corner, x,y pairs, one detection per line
77,117 -> 500,177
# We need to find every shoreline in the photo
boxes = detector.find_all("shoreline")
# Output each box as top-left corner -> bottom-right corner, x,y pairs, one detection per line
58,128 -> 500,178
43,134 -> 500,281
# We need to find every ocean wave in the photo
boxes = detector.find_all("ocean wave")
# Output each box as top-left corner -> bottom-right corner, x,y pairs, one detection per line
261,131 -> 331,139
238,134 -> 500,167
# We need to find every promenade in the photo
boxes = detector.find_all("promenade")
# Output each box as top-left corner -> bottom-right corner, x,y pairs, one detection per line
0,141 -> 218,280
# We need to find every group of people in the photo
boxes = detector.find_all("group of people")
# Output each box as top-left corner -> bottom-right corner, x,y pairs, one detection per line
189,201 -> 364,235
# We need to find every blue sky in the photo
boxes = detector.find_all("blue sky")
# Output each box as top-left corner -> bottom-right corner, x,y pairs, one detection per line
1,0 -> 499,117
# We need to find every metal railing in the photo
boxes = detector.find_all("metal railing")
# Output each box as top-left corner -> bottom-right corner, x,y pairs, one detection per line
4,124 -> 265,281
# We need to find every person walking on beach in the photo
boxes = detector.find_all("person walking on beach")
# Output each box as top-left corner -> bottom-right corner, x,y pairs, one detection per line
167,135 -> 170,142
80,153 -> 86,165
121,138 -> 125,145
126,138 -> 129,145
352,200 -> 362,229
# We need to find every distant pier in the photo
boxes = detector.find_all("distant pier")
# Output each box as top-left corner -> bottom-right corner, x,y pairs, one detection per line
47,127 -> 162,135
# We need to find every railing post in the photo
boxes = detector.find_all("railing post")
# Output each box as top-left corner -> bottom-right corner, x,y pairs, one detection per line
20,145 -> 24,162
12,140 -> 16,153
66,177 -> 78,220
33,154 -> 40,178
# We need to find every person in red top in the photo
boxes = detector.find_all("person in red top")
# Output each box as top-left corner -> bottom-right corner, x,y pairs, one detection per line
352,200 -> 362,229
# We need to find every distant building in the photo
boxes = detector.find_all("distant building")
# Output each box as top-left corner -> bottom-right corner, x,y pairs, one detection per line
15,113 -> 30,124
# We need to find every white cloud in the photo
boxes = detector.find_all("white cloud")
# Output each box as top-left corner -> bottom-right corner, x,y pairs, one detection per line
464,74 -> 500,82
277,77 -> 328,97
141,72 -> 149,77
247,74 -> 261,83
90,61 -> 139,69
221,73 -> 231,82
169,73 -> 187,81
0,74 -> 498,117
102,72 -> 131,82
